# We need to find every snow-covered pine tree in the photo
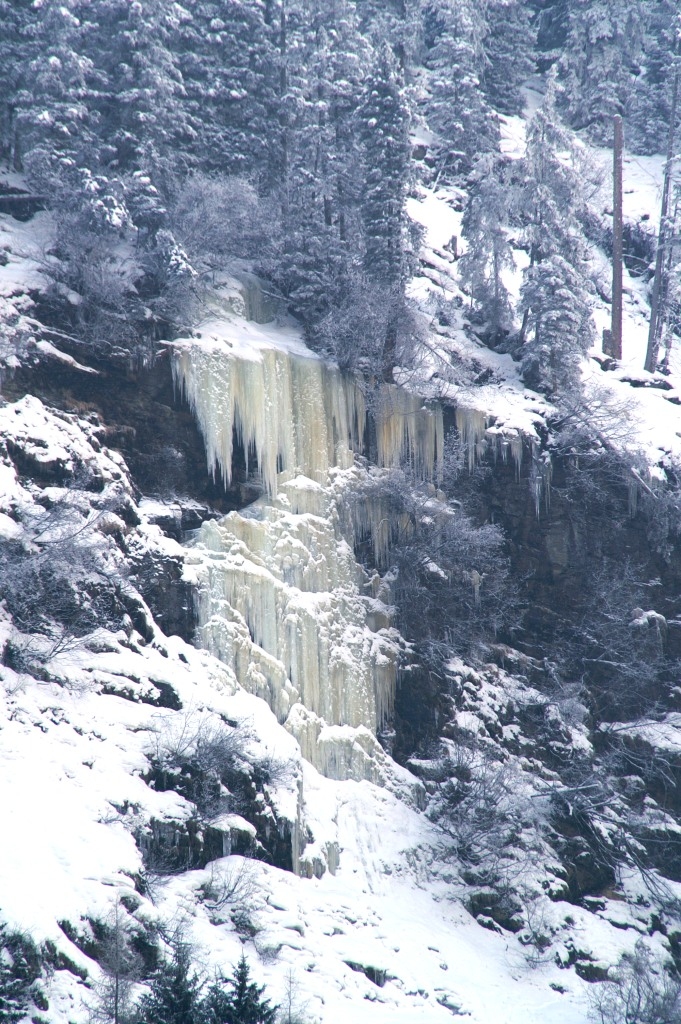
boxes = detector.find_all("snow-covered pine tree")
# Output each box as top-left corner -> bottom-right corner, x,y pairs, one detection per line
519,252 -> 594,391
358,42 -> 413,380
359,42 -> 412,290
0,925 -> 38,1024
93,0 -> 195,191
176,0 -> 278,182
530,0 -> 569,59
625,1 -> 680,155
520,78 -> 589,266
271,0 -> 353,325
517,81 -> 595,390
483,0 -> 536,116
558,0 -> 646,143
422,0 -> 498,178
218,953 -> 277,1024
136,938 -> 204,1024
14,0 -> 102,182
0,0 -> 36,168
459,160 -> 515,341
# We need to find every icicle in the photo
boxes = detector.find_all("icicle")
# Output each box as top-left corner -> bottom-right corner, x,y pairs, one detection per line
628,475 -> 639,516
173,342 -> 443,496
172,343 -> 365,496
455,407 -> 488,472
530,443 -> 553,517
373,385 -> 444,482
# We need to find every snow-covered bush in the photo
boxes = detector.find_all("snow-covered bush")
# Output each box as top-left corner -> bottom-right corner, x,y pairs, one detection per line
0,923 -> 42,1024
146,713 -> 250,818
589,941 -> 681,1024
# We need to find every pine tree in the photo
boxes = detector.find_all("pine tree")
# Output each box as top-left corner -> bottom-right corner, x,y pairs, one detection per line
519,253 -> 594,392
201,976 -> 233,1024
275,0 -> 368,327
14,0 -> 102,181
219,954 -> 277,1024
483,0 -> 536,117
0,0 -> 35,168
559,0 -> 646,143
136,938 -> 204,1024
625,1 -> 679,155
520,79 -> 589,266
0,925 -> 38,1024
459,160 -> 515,340
91,0 -> 195,189
529,0 -> 569,57
359,43 -> 412,290
422,0 -> 498,177
517,81 -> 595,390
176,0 -> 278,181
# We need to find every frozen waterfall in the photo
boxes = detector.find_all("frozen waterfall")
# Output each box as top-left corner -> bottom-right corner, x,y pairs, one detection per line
173,333 -> 443,783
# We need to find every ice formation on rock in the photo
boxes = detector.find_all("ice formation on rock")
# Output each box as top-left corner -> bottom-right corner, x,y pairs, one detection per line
174,337 -> 443,783
172,339 -> 444,496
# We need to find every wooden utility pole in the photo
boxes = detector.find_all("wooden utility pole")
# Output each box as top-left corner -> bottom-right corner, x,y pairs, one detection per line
645,64 -> 680,373
609,114 -> 624,359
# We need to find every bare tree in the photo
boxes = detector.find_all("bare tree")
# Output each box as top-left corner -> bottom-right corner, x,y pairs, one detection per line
87,901 -> 142,1024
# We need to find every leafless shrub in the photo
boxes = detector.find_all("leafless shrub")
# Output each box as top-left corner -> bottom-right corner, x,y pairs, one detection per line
348,467 -> 517,669
147,711 -> 250,817
1,495 -> 128,670
86,900 -> 143,1024
589,941 -> 681,1024
277,968 -> 314,1024
199,859 -> 258,915
169,174 -> 273,276
429,741 -> 526,883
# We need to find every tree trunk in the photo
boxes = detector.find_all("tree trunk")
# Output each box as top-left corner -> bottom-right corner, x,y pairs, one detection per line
645,62 -> 680,373
610,115 -> 624,359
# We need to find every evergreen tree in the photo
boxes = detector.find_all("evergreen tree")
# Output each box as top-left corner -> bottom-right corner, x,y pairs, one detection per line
136,937 -> 204,1024
201,976 -> 233,1024
459,160 -> 515,339
517,81 -> 595,390
92,0 -> 195,189
275,0 -> 368,327
625,2 -> 680,155
558,0 -> 646,142
422,0 -> 498,176
218,954 -> 277,1024
176,0 -> 278,181
520,79 -> 589,266
0,0 -> 35,168
357,43 -> 413,379
529,0 -> 569,58
14,0 -> 102,180
359,43 -> 412,290
483,0 -> 536,116
519,253 -> 594,391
